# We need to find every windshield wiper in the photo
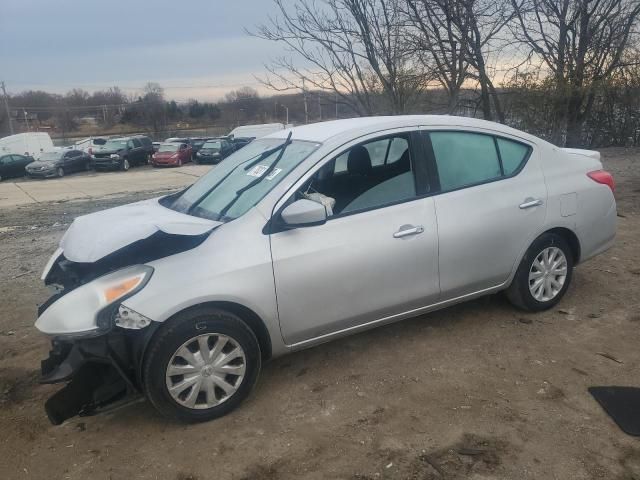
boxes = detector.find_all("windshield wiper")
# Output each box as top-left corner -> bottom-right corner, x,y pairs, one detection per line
217,131 -> 293,219
184,135 -> 293,216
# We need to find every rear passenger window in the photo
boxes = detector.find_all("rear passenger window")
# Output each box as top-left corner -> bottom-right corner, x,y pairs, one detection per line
430,132 -> 501,191
364,139 -> 389,166
497,138 -> 530,175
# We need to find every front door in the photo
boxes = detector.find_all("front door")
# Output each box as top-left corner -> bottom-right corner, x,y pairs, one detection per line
270,131 -> 440,345
425,129 -> 547,299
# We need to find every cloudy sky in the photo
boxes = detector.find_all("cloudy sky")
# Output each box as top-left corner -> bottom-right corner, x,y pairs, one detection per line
0,0 -> 291,100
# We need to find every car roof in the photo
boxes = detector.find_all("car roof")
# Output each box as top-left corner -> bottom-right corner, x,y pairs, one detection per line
265,115 -> 545,144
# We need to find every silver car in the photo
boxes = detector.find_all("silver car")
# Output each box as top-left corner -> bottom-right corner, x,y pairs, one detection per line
35,116 -> 616,424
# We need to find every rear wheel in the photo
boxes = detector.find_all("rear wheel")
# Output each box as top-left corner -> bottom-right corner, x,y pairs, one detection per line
506,233 -> 574,311
143,307 -> 261,423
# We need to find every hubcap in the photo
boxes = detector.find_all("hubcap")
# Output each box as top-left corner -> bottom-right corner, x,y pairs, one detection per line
165,334 -> 246,410
528,247 -> 568,302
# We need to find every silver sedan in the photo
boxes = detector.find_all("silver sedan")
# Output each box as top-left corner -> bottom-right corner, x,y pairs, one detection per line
36,115 -> 616,424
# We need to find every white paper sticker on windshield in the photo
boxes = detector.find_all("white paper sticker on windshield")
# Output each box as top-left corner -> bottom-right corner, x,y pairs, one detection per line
247,165 -> 269,177
265,168 -> 282,180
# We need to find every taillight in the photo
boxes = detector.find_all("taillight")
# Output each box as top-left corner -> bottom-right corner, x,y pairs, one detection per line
587,170 -> 615,193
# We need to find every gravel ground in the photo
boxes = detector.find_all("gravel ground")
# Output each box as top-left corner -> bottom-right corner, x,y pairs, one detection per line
0,148 -> 638,480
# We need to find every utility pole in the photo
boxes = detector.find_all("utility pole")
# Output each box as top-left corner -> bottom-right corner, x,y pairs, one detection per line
302,78 -> 308,124
335,92 -> 338,119
1,81 -> 14,135
281,105 -> 289,124
318,94 -> 321,121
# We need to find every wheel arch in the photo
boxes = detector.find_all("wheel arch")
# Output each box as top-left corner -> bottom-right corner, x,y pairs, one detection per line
545,226 -> 581,264
508,225 -> 582,288
137,301 -> 273,384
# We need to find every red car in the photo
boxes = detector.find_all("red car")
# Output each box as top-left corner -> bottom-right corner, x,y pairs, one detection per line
151,142 -> 192,167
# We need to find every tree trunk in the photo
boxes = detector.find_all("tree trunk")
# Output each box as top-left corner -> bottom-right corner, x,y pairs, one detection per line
565,89 -> 585,147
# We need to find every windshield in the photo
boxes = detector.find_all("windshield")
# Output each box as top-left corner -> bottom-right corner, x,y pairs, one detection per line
168,138 -> 319,221
158,143 -> 180,153
103,140 -> 127,150
202,140 -> 221,150
39,151 -> 63,162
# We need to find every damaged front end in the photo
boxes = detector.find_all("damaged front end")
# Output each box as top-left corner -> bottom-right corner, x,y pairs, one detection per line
36,197 -> 221,424
40,328 -> 155,425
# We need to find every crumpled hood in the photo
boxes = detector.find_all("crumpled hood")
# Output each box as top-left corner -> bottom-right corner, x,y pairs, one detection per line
60,197 -> 222,263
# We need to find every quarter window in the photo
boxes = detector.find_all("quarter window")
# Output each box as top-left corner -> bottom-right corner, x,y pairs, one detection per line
496,138 -> 530,175
430,131 -> 501,191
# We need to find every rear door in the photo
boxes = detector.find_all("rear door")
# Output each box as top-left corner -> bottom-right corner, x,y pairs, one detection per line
8,155 -> 24,176
12,154 -> 31,173
130,139 -> 143,163
270,130 -> 440,346
0,155 -> 14,177
424,129 -> 547,299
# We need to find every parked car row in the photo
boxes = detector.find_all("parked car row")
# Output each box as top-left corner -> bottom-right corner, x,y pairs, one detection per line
0,129 -> 260,181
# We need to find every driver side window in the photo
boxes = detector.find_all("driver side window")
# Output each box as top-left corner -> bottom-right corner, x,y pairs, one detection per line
296,134 -> 417,217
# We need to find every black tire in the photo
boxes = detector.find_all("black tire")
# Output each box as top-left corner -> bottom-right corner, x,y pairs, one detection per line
121,158 -> 130,171
57,167 -> 64,177
142,307 -> 261,423
506,232 -> 574,312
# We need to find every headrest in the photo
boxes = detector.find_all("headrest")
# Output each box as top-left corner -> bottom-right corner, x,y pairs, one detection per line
347,145 -> 372,176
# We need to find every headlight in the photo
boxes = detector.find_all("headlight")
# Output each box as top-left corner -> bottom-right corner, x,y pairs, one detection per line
110,154 -> 120,159
96,265 -> 153,308
35,265 -> 154,336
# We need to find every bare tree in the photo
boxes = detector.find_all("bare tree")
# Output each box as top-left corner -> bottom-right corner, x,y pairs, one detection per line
253,0 -> 424,115
405,0 -> 471,113
406,0 -> 513,121
137,82 -> 167,136
511,0 -> 640,146
461,0 -> 513,122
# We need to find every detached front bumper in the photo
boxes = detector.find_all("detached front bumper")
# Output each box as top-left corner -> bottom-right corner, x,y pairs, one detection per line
40,325 -> 157,425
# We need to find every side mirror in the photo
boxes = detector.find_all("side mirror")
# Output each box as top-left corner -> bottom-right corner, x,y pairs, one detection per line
281,199 -> 327,227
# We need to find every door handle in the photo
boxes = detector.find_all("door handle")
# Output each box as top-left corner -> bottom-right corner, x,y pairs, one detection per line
519,198 -> 543,209
393,225 -> 424,238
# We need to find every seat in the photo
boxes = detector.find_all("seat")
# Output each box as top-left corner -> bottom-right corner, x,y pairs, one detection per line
331,146 -> 376,213
347,145 -> 373,176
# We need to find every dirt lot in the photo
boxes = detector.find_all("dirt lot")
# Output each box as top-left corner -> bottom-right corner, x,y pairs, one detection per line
0,149 -> 639,480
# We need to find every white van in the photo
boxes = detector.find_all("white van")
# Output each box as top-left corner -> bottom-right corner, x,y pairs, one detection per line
0,132 -> 54,159
73,137 -> 107,155
228,123 -> 288,140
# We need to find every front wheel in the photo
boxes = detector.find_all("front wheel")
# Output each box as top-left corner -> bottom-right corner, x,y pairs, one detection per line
121,158 -> 130,171
143,307 -> 261,423
506,232 -> 574,311
57,167 -> 64,177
